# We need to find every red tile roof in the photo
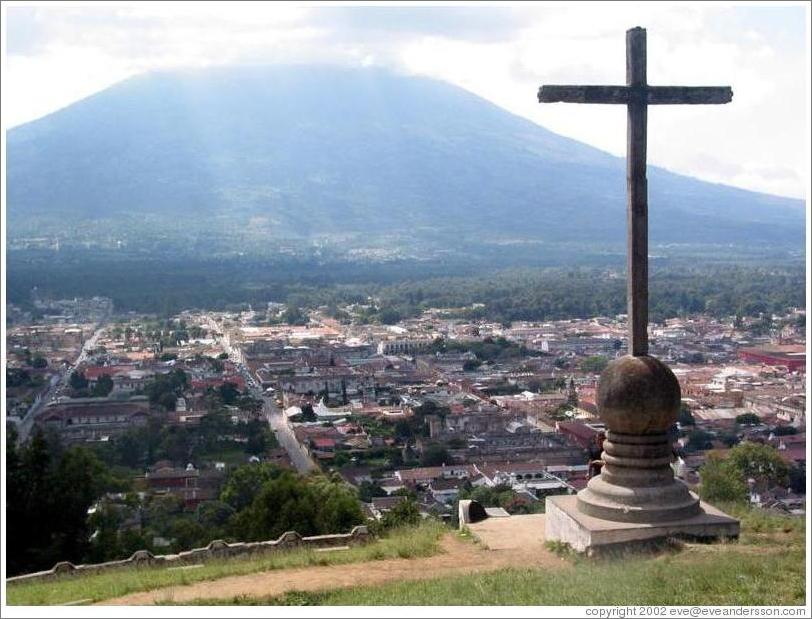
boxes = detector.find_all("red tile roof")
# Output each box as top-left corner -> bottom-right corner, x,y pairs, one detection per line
84,365 -> 135,380
312,438 -> 337,449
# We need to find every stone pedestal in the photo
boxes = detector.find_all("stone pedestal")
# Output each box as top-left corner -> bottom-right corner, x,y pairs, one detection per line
577,430 -> 700,523
546,495 -> 740,554
544,354 -> 739,552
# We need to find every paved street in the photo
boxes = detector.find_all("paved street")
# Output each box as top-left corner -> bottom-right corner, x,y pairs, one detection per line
207,315 -> 316,474
264,395 -> 317,474
16,322 -> 107,442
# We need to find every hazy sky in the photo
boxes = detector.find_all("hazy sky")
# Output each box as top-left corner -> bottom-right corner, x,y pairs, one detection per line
3,2 -> 809,199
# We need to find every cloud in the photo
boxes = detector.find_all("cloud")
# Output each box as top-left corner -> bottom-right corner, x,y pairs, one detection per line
310,6 -> 529,42
2,3 -> 808,199
6,6 -> 48,55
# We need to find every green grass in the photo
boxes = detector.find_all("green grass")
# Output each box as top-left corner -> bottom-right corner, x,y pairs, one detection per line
191,505 -> 806,606
9,506 -> 806,606
5,521 -> 446,606
256,548 -> 804,606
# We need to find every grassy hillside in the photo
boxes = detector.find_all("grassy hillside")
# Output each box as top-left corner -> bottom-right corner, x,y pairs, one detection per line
6,507 -> 805,606
5,522 -> 445,606
195,505 -> 806,606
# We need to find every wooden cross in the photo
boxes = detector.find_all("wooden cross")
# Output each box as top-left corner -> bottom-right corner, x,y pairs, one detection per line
538,27 -> 732,356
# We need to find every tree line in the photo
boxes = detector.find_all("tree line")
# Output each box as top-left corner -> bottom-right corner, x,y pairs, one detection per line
8,253 -> 804,323
5,427 -> 366,576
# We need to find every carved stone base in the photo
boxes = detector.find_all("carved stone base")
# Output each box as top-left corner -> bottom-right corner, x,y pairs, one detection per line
577,430 -> 700,523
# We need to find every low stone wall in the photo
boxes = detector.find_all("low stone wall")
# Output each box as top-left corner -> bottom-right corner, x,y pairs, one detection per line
6,525 -> 371,585
458,499 -> 488,527
458,500 -> 510,528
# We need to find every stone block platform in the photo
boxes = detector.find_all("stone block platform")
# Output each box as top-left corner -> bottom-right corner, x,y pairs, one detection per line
468,513 -> 548,552
545,495 -> 740,554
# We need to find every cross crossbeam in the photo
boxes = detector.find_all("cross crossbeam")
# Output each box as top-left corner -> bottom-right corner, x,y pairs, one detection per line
538,27 -> 732,356
538,85 -> 733,105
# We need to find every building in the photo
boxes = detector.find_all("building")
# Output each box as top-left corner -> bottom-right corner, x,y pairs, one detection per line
278,369 -> 374,396
475,462 -> 573,494
428,477 -> 464,503
83,365 -> 137,386
461,431 -> 586,464
38,395 -> 151,442
556,421 -> 602,450
367,495 -> 409,520
377,339 -> 432,356
738,345 -> 806,372
395,464 -> 478,487
143,464 -> 222,509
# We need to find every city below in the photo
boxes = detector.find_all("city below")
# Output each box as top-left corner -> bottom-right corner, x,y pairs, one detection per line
6,294 -> 806,536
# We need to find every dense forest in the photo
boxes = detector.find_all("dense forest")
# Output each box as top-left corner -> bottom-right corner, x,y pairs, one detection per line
8,250 -> 804,324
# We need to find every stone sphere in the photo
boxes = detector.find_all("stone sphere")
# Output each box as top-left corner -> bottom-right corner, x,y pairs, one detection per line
596,355 -> 681,434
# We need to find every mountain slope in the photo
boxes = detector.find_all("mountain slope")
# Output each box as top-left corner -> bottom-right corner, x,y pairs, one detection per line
6,65 -> 804,246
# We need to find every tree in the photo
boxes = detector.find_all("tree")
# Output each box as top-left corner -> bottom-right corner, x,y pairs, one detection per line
232,472 -> 318,540
197,500 -> 235,531
310,475 -> 366,534
377,307 -> 402,325
393,419 -> 414,441
217,352 -> 229,360
145,369 -> 188,407
357,481 -> 387,503
69,370 -> 89,391
159,426 -> 192,462
169,518 -> 207,552
447,437 -> 467,449
245,427 -> 267,456
283,304 -> 306,326
31,355 -> 48,369
678,402 -> 695,426
158,391 -> 178,411
5,426 -> 28,575
220,463 -> 283,512
724,442 -> 789,488
772,426 -> 798,437
143,494 -> 186,537
699,452 -> 748,503
6,429 -> 109,576
788,465 -> 806,494
580,355 -> 609,373
238,395 -> 263,415
464,483 -> 514,510
686,428 -> 713,452
299,404 -> 317,422
378,498 -> 421,530
228,471 -> 363,541
567,378 -> 578,407
115,433 -> 146,468
7,368 -> 31,388
735,413 -> 761,426
700,443 -> 790,504
119,529 -> 152,557
462,359 -> 482,372
218,381 -> 240,405
420,444 -> 450,467
92,374 -> 114,397
86,502 -> 124,563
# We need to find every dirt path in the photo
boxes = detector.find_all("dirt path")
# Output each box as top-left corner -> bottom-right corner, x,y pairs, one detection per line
101,530 -> 566,605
